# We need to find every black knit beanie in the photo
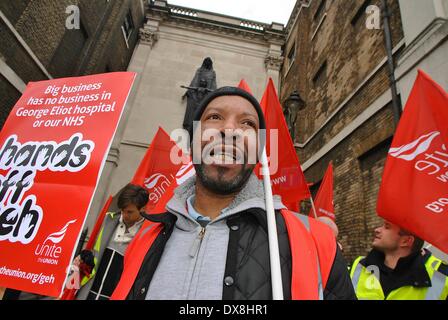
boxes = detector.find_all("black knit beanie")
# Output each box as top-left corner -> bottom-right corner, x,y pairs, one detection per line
188,86 -> 266,148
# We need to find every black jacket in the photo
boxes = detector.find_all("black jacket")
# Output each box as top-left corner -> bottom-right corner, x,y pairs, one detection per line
125,208 -> 356,300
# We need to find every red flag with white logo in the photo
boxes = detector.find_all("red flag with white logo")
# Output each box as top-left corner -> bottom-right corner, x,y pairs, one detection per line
255,79 -> 311,210
309,162 -> 335,221
111,129 -> 194,297
377,70 -> 448,253
131,127 -> 194,213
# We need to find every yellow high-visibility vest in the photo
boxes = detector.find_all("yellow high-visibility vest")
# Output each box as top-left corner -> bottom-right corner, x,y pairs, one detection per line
80,212 -> 116,287
350,254 -> 448,300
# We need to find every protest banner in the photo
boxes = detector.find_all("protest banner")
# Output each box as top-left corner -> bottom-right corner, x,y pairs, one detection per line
0,72 -> 136,297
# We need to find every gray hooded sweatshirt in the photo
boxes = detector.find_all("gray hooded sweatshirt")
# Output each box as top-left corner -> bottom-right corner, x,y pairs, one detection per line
145,174 -> 285,300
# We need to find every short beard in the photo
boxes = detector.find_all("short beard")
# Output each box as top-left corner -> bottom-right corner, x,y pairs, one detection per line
194,163 -> 254,195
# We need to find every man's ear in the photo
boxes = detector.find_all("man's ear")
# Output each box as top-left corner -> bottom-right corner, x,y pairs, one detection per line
140,206 -> 147,213
401,235 -> 414,249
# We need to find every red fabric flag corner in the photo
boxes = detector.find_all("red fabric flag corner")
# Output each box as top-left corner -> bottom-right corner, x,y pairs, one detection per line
238,79 -> 253,94
309,162 -> 335,221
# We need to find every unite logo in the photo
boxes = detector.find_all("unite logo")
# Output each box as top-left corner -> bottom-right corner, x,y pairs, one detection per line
145,173 -> 175,205
176,162 -> 195,185
144,162 -> 195,205
34,219 -> 76,265
389,131 -> 448,183
389,131 -> 448,214
389,131 -> 440,161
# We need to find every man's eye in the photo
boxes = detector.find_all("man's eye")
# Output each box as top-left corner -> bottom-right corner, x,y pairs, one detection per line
206,114 -> 220,120
242,120 -> 256,128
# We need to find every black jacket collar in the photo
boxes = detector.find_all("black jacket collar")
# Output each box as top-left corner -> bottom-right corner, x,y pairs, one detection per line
363,249 -> 432,290
140,211 -> 177,230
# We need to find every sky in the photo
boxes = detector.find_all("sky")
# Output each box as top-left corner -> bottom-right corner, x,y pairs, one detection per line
168,0 -> 297,25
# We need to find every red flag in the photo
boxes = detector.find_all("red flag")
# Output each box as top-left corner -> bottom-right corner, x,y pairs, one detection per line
377,70 -> 448,253
309,162 -> 335,221
255,78 -> 311,210
132,127 -> 194,213
238,79 -> 253,94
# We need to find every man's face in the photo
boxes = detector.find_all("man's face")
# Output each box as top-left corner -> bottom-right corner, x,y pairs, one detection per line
193,95 -> 260,195
121,204 -> 144,227
372,220 -> 404,252
73,255 -> 81,267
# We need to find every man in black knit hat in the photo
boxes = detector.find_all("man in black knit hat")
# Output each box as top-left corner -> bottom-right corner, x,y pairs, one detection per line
115,87 -> 355,300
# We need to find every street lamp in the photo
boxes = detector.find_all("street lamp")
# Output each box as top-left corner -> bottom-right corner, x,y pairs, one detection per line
284,90 -> 305,142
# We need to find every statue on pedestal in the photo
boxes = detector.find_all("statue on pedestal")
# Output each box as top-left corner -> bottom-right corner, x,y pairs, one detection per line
182,57 -> 217,132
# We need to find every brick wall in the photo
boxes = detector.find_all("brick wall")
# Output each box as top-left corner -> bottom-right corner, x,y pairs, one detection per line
0,0 -> 144,128
0,74 -> 21,129
281,0 -> 404,261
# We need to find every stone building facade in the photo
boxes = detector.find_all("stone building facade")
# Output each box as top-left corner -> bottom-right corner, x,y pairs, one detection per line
0,0 -> 146,129
85,0 -> 286,231
280,0 -> 447,261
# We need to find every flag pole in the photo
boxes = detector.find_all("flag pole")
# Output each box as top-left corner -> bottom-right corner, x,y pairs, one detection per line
310,196 -> 318,219
260,147 -> 284,300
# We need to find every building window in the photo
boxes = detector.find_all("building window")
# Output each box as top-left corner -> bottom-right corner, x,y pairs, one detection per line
121,10 -> 134,48
358,137 -> 393,245
311,0 -> 328,41
287,43 -> 296,68
351,0 -> 371,26
313,60 -> 327,87
314,0 -> 327,22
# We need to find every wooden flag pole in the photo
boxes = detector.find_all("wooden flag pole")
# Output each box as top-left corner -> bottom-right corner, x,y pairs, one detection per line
310,196 -> 318,219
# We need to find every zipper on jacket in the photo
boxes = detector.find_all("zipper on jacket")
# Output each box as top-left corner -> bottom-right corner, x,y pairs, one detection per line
189,227 -> 206,258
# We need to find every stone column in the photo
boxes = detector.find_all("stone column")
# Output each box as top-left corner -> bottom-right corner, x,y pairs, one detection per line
265,53 -> 284,90
85,18 -> 160,232
264,40 -> 284,91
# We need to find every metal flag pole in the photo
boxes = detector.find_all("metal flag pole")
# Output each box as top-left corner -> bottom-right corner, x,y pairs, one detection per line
310,196 -> 318,219
260,147 -> 284,300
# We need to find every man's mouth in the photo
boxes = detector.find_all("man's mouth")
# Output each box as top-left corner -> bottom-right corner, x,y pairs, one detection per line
210,149 -> 237,162
204,143 -> 245,165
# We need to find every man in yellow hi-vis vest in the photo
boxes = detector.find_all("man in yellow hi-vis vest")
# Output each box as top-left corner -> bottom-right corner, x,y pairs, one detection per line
350,220 -> 448,300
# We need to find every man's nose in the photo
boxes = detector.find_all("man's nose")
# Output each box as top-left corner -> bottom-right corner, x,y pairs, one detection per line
220,117 -> 239,131
219,121 -> 242,142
